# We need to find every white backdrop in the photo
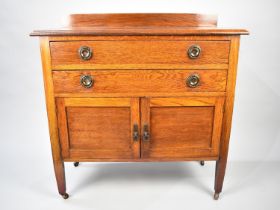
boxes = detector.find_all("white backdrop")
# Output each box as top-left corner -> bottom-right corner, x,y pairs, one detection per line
0,0 -> 280,209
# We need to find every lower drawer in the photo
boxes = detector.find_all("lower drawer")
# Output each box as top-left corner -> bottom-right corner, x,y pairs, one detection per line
53,70 -> 227,94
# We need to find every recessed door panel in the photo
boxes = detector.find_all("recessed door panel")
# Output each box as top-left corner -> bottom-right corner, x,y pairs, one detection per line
67,107 -> 131,150
141,97 -> 224,159
56,98 -> 140,159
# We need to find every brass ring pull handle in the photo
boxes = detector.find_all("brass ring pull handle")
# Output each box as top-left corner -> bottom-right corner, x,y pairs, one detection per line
186,74 -> 200,88
78,46 -> 93,60
143,124 -> 150,141
188,45 -> 201,59
80,75 -> 94,88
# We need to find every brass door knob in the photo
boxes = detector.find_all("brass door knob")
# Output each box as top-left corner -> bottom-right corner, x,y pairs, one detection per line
80,75 -> 94,88
186,74 -> 200,88
78,46 -> 92,60
188,45 -> 201,59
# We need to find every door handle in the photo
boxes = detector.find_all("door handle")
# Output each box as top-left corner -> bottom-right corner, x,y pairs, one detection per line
143,124 -> 150,141
133,124 -> 139,141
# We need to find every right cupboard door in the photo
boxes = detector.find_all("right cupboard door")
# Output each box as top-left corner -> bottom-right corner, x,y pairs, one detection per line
141,97 -> 225,159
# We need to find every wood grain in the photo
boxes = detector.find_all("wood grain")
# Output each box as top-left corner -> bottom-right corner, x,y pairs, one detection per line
141,97 -> 225,158
56,98 -> 70,158
30,13 -> 249,37
31,28 -> 249,36
50,41 -> 230,70
140,97 -> 150,158
47,36 -> 234,41
39,37 -> 66,196
52,70 -> 227,94
150,106 -> 214,148
54,92 -> 226,98
30,13 -> 248,37
67,107 -> 132,157
64,97 -> 131,107
56,98 -> 140,159
63,156 -> 219,162
215,36 -> 241,195
150,97 -> 216,107
68,13 -> 218,28
130,98 -> 140,158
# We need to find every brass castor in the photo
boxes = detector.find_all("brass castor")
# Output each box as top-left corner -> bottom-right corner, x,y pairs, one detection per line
200,161 -> 205,166
74,162 -> 79,167
213,192 -> 219,200
61,193 -> 69,199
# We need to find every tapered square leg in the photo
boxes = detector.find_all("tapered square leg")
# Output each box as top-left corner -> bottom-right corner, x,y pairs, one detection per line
53,159 -> 68,199
214,157 -> 228,200
40,38 -> 69,199
215,159 -> 225,193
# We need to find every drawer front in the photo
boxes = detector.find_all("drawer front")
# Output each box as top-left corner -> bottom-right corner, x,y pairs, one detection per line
50,41 -> 230,70
53,70 -> 227,95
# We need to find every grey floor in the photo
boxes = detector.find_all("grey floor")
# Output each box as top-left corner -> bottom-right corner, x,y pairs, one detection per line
1,161 -> 279,210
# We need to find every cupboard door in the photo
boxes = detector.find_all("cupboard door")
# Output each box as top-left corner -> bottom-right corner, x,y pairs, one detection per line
56,98 -> 140,159
141,97 -> 224,159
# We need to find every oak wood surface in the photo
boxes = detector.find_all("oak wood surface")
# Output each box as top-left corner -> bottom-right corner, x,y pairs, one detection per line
56,98 -> 70,158
141,97 -> 224,158
48,36 -> 234,41
56,97 -> 140,159
50,40 -> 230,70
30,13 -> 248,36
52,70 -> 227,94
150,106 -> 214,148
130,98 -> 140,158
214,36 -> 241,195
62,157 -> 218,162
54,92 -> 226,98
67,107 -> 132,153
31,28 -> 249,36
39,38 -> 66,196
63,97 -> 131,107
68,13 -> 218,28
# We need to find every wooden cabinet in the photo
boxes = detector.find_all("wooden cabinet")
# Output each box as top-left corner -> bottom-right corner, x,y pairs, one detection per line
31,13 -> 248,200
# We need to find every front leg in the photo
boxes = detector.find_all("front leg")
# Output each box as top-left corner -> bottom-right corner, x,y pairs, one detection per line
213,36 -> 240,200
214,157 -> 228,200
40,38 -> 68,199
53,159 -> 68,199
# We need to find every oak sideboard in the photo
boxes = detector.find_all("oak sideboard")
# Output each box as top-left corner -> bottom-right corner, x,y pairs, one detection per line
31,13 -> 248,200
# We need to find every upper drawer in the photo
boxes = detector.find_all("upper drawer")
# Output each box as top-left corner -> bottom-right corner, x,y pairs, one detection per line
50,41 -> 230,70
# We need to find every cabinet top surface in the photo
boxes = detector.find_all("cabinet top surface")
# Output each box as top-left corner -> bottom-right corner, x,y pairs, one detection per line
30,13 -> 248,36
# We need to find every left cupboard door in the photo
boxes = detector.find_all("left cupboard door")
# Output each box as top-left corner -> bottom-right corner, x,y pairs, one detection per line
56,98 -> 140,160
